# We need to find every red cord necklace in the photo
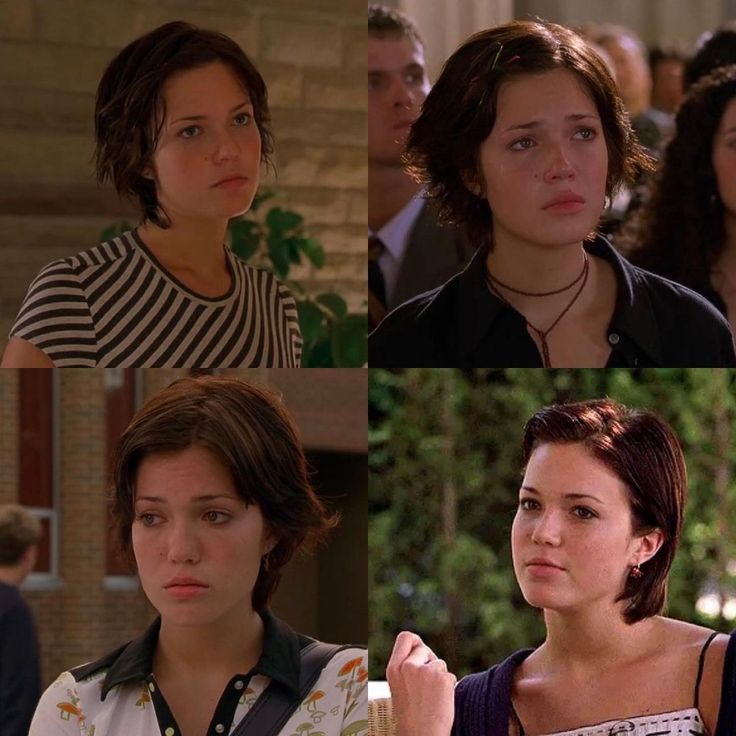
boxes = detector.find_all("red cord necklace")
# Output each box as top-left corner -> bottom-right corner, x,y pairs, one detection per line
486,253 -> 589,367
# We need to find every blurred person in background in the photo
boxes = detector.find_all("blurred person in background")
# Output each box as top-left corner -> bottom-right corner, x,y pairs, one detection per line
649,45 -> 687,117
368,4 -> 472,331
591,24 -> 672,159
369,20 -> 735,368
685,22 -> 736,90
387,400 -> 735,736
0,504 -> 42,736
617,66 -> 736,333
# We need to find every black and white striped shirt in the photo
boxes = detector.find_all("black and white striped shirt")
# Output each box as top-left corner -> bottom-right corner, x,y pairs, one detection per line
10,230 -> 302,367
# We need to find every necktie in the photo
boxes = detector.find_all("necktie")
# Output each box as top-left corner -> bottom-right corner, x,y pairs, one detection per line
369,236 -> 387,331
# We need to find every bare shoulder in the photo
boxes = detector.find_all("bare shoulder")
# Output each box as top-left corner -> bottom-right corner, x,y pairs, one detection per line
697,629 -> 729,734
1,337 -> 55,367
658,617 -> 729,732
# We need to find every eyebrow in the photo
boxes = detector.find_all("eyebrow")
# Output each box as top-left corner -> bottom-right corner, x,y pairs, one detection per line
170,100 -> 252,125
521,485 -> 604,504
135,494 -> 240,504
502,113 -> 599,134
369,62 -> 424,77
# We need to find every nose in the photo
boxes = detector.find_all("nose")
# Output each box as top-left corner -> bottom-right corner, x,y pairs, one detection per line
530,511 -> 562,546
390,77 -> 415,110
543,143 -> 575,183
165,520 -> 200,564
212,128 -> 241,163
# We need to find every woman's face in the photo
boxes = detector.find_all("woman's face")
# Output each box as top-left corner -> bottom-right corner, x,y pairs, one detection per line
511,441 -> 648,615
477,68 -> 609,249
145,60 -> 262,226
131,443 -> 273,627
712,96 -> 736,217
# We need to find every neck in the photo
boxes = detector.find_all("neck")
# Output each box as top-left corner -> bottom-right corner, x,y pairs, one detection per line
369,161 -> 422,231
487,228 -> 587,297
0,566 -> 25,586
539,604 -> 658,670
155,607 -> 264,678
137,216 -> 229,278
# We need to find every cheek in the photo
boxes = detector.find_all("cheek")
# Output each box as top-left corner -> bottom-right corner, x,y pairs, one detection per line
714,150 -> 736,202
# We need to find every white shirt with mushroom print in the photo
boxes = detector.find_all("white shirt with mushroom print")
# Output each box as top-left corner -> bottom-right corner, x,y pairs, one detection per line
28,647 -> 368,736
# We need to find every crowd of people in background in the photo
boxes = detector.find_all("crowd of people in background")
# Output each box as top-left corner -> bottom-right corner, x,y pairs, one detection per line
368,4 -> 736,366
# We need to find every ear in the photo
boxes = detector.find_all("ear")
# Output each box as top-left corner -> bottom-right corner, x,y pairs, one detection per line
631,528 -> 664,567
21,545 -> 37,573
461,165 -> 486,199
140,162 -> 156,181
261,529 -> 278,557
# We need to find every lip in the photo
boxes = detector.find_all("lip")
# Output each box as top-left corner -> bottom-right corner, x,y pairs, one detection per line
164,576 -> 209,589
542,191 -> 586,210
525,558 -> 565,570
212,175 -> 249,188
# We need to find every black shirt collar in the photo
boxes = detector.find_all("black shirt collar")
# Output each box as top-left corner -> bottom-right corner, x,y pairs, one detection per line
96,609 -> 302,700
454,234 -> 664,366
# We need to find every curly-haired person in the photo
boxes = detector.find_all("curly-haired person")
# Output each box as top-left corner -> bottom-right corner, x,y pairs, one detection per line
617,65 -> 736,334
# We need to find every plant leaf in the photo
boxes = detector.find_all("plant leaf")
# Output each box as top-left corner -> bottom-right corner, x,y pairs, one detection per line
266,207 -> 303,233
317,292 -> 348,319
267,234 -> 291,279
300,237 -> 326,268
229,219 -> 261,262
296,300 -> 324,348
330,314 -> 368,367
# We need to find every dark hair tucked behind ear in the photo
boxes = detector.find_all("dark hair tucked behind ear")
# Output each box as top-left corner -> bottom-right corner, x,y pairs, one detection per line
521,399 -> 686,625
111,376 -> 337,612
95,21 -> 274,229
405,20 -> 651,250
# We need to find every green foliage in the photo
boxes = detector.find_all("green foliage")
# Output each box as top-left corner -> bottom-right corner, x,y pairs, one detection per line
369,369 -> 736,679
230,192 -> 365,367
101,191 -> 367,367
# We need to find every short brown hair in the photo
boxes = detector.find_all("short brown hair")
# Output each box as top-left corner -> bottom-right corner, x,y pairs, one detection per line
111,376 -> 337,612
405,20 -> 652,249
368,4 -> 424,48
521,399 -> 686,625
95,21 -> 274,229
0,505 -> 41,566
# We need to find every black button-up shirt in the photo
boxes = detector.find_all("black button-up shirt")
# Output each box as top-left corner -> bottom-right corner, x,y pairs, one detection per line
369,235 -> 736,367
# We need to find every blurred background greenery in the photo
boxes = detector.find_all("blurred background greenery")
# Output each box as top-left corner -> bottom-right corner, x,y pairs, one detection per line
368,369 -> 736,680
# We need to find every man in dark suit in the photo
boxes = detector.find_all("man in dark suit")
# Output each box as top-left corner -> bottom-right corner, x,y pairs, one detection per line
368,5 -> 473,330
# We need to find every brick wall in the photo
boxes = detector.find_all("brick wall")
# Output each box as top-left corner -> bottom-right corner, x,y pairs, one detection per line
0,367 -> 367,688
0,0 -> 366,353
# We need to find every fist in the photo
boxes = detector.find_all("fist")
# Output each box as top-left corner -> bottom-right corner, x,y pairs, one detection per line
386,631 -> 457,736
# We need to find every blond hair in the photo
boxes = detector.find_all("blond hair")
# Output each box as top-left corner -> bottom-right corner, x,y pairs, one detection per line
0,505 -> 41,566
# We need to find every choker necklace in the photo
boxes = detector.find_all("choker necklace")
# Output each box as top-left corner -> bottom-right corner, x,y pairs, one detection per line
486,253 -> 589,367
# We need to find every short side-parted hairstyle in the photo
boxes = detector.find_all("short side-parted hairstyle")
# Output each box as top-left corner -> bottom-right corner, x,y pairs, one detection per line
111,376 -> 338,612
405,20 -> 652,250
521,398 -> 686,625
95,21 -> 274,229
0,505 -> 41,566
368,4 -> 424,48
